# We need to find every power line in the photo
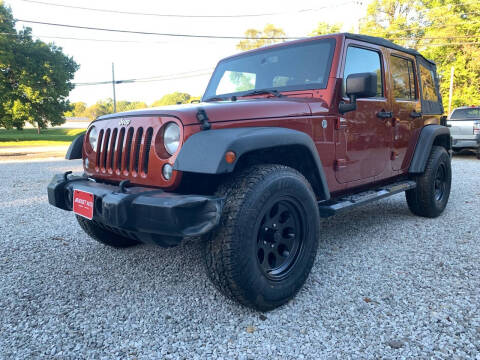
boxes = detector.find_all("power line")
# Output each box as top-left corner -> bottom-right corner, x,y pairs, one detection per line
15,0 -> 354,19
74,69 -> 213,86
419,42 -> 480,47
393,35 -> 480,40
14,19 -> 303,39
0,32 -> 172,43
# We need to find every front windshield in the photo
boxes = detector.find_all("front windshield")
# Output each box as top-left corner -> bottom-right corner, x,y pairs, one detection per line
203,38 -> 336,100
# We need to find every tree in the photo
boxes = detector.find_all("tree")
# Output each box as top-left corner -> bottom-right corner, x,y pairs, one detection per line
420,0 -> 480,109
0,2 -> 78,130
359,0 -> 480,108
236,24 -> 286,51
151,92 -> 193,107
83,99 -> 113,120
64,102 -> 87,117
310,22 -> 343,36
359,0 -> 425,48
82,99 -> 149,120
117,100 -> 147,112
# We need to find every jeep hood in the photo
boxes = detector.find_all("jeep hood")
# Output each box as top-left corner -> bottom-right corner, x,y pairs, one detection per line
96,98 -> 325,126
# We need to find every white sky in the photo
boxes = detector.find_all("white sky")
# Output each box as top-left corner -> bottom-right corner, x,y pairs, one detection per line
6,0 -> 368,105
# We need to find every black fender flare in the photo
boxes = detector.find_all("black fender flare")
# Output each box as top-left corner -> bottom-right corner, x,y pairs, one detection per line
409,125 -> 451,174
65,134 -> 84,160
173,127 -> 330,200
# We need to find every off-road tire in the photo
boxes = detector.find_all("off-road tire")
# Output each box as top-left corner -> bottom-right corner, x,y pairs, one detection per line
204,164 -> 320,311
76,215 -> 141,248
406,146 -> 451,218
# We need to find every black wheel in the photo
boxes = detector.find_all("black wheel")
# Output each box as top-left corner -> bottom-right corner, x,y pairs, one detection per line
76,215 -> 141,248
406,146 -> 451,218
476,150 -> 480,160
204,164 -> 320,311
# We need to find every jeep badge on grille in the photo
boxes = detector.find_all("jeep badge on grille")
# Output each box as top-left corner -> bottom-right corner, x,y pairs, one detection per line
119,118 -> 130,126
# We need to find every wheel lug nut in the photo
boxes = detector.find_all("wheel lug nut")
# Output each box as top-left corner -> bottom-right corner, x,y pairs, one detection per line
263,241 -> 267,245
273,224 -> 277,228
264,227 -> 268,231
271,244 -> 274,248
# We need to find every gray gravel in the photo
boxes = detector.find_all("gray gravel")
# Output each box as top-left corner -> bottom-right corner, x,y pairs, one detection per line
0,155 -> 479,359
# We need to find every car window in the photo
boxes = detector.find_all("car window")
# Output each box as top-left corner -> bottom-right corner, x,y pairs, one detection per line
343,46 -> 383,97
450,108 -> 480,120
419,64 -> 438,102
204,39 -> 336,99
391,55 -> 417,100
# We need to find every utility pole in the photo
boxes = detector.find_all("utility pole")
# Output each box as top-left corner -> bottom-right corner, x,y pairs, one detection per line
112,62 -> 117,113
448,66 -> 454,115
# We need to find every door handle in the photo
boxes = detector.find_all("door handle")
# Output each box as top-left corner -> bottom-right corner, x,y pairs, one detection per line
377,110 -> 393,119
410,111 -> 422,118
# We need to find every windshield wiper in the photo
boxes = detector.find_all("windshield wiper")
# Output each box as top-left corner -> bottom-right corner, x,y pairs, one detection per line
204,96 -> 225,102
241,89 -> 284,98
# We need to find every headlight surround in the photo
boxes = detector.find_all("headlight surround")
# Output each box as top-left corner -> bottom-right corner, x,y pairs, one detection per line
163,122 -> 180,155
88,126 -> 98,151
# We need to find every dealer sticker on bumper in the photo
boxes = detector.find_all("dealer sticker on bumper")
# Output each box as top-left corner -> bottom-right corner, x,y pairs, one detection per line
73,189 -> 94,220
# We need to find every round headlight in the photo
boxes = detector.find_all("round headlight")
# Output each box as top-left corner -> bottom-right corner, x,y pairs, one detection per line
88,126 -> 98,151
163,123 -> 180,155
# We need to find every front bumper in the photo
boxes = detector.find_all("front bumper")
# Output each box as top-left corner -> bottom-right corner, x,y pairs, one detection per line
47,173 -> 224,245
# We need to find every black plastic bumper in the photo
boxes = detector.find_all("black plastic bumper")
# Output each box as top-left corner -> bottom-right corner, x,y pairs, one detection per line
47,173 -> 224,244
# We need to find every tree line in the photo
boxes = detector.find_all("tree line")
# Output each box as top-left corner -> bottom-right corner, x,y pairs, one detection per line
66,92 -> 201,120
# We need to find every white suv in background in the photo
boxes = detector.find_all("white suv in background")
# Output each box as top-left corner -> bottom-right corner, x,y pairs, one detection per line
448,106 -> 480,159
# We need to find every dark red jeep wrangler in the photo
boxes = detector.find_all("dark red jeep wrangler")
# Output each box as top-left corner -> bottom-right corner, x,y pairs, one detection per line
48,33 -> 452,311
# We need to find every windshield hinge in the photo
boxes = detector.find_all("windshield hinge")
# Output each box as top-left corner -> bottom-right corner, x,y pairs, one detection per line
196,108 -> 211,130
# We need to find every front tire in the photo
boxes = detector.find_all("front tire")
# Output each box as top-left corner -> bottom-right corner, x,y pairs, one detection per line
204,165 -> 320,311
406,146 -> 451,218
76,215 -> 141,248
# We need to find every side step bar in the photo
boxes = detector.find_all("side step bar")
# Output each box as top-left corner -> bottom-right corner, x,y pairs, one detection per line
318,180 -> 416,218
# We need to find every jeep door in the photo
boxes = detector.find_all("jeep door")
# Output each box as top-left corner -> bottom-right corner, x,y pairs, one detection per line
335,41 -> 391,183
388,51 -> 422,171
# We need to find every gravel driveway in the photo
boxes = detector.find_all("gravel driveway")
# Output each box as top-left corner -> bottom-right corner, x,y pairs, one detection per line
0,156 -> 479,359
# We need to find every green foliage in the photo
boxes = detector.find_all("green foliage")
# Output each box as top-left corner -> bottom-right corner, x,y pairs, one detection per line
82,99 -> 113,120
151,92 -> 193,107
359,0 -> 480,109
0,2 -> 78,130
310,22 -> 343,36
421,0 -> 480,109
64,101 -> 87,117
236,24 -> 286,51
117,100 -> 147,112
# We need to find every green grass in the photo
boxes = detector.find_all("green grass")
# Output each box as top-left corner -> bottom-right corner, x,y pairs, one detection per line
0,128 -> 85,147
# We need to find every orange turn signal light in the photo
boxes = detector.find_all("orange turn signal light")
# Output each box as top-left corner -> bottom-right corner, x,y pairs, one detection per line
225,151 -> 236,164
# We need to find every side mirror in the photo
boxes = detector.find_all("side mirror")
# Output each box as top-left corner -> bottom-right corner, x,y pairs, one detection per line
339,72 -> 378,114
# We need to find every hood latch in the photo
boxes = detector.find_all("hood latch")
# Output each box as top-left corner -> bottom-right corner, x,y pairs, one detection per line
196,108 -> 211,130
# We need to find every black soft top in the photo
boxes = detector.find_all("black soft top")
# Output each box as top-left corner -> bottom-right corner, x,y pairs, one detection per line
343,33 -> 435,65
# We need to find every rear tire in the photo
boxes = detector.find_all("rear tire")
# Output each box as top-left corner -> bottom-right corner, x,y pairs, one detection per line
204,164 -> 320,311
406,146 -> 451,218
476,150 -> 480,160
76,215 -> 141,248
